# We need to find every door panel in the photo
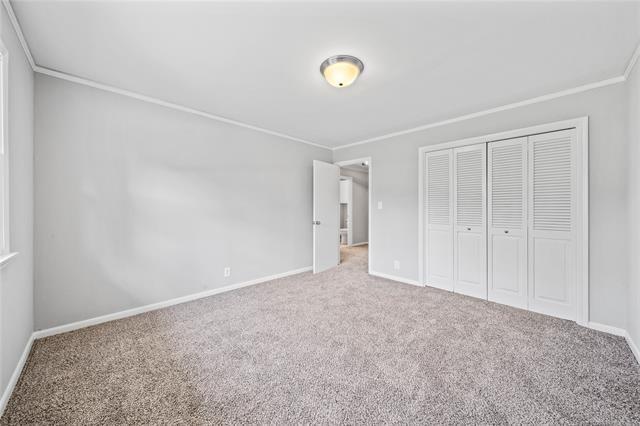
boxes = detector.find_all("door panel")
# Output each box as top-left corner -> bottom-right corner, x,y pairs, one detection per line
456,232 -> 482,283
425,150 -> 453,291
488,137 -> 527,309
453,144 -> 486,299
313,160 -> 340,273
532,237 -> 571,303
491,235 -> 522,293
528,129 -> 576,320
427,226 -> 452,288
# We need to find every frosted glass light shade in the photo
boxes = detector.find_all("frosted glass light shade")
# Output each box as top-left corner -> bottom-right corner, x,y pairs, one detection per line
320,55 -> 364,88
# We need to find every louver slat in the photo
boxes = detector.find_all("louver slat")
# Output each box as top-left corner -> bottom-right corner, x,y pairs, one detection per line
427,152 -> 450,226
532,134 -> 573,232
491,143 -> 524,229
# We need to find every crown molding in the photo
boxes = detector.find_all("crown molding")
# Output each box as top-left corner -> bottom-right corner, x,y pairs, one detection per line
331,75 -> 625,150
34,66 -> 330,149
2,0 -> 331,150
1,0 -> 35,69
333,39 -> 640,151
4,0 -> 640,152
624,40 -> 640,80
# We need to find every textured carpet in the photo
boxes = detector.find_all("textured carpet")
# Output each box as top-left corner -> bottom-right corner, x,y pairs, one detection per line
2,245 -> 639,424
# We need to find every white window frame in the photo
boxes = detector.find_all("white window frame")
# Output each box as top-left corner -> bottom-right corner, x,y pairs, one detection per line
417,117 -> 589,326
0,38 -> 17,268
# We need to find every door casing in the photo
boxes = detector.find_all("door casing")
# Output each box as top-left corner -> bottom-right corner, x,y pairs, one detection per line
418,117 -> 589,326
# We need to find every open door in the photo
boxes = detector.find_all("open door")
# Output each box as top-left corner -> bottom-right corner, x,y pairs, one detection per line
313,160 -> 340,273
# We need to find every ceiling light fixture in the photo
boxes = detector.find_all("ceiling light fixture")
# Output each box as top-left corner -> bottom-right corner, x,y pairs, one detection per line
320,55 -> 364,88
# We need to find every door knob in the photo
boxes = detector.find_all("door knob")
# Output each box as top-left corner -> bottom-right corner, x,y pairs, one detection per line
466,227 -> 471,231
313,221 -> 321,225
504,230 -> 509,234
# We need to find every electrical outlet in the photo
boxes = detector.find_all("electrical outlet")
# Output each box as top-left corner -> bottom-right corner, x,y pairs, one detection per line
393,260 -> 400,270
224,267 -> 231,277
377,201 -> 383,210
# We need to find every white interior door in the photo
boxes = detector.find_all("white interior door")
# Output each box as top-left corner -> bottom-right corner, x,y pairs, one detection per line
313,160 -> 340,273
488,137 -> 528,309
528,129 -> 576,320
425,150 -> 454,291
453,144 -> 487,299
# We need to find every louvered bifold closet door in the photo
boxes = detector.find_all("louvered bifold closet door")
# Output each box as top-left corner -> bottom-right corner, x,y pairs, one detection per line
425,149 -> 454,291
453,144 -> 487,299
528,129 -> 577,321
488,137 -> 528,309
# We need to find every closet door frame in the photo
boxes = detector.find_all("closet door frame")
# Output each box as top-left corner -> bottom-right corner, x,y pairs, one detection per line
418,117 -> 588,326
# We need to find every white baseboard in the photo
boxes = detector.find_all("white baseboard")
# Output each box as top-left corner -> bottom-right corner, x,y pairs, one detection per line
350,242 -> 368,247
0,334 -> 34,417
369,270 -> 422,287
587,322 -> 639,365
4,264 -> 638,418
2,266 -> 312,416
587,322 -> 627,337
33,266 -> 312,339
626,333 -> 640,365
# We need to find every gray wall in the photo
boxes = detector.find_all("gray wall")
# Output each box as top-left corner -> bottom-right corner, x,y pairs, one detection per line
334,83 -> 629,329
34,74 -> 331,330
0,7 -> 34,396
340,168 -> 368,245
628,58 -> 640,348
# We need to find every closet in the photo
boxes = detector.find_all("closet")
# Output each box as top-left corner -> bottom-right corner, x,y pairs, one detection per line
424,127 -> 579,322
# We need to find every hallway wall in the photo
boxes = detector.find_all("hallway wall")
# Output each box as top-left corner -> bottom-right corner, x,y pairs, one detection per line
340,168 -> 368,245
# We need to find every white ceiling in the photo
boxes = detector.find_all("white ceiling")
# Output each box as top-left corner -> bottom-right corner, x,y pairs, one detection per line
11,1 -> 640,148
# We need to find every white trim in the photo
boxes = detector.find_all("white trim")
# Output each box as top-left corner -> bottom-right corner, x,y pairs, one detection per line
623,41 -> 640,80
576,118 -> 589,326
3,0 -> 639,153
0,38 -> 10,255
418,146 -> 425,289
350,241 -> 368,247
333,77 -> 621,150
2,266 -> 313,415
369,270 -> 422,287
585,323 -> 640,365
0,296 -> 635,419
335,157 -> 372,274
626,333 -> 640,365
0,251 -> 17,269
35,66 -> 330,150
417,117 -> 584,155
33,266 -> 311,339
0,334 -> 34,417
418,117 -> 589,326
587,322 -> 627,337
333,39 -> 640,151
5,0 -> 330,151
0,0 -> 35,70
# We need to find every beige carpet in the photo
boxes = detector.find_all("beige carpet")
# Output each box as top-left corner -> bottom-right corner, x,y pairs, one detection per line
2,245 -> 639,424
